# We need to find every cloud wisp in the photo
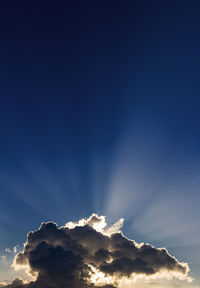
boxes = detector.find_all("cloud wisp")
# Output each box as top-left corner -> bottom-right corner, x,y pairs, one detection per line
1,214 -> 190,288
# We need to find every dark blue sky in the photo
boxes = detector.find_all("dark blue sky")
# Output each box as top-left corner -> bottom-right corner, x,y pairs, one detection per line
0,1 -> 200,285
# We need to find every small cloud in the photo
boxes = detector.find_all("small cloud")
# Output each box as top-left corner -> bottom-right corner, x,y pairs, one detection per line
13,247 -> 17,254
1,256 -> 7,265
5,247 -> 18,254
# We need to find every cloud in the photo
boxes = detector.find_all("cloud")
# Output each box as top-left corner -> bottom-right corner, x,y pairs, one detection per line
1,279 -> 26,288
2,214 -> 190,288
5,247 -> 18,254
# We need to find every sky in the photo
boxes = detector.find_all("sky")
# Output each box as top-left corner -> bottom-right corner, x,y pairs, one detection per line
0,1 -> 200,287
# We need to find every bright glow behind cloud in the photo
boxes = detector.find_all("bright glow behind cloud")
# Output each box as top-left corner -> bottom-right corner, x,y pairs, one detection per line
3,214 -> 191,288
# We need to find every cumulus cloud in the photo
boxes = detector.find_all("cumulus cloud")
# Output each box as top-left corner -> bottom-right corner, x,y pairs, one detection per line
5,247 -> 18,254
1,279 -> 27,288
2,214 -> 190,288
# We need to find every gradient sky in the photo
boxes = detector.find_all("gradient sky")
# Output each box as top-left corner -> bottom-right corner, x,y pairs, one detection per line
0,1 -> 200,287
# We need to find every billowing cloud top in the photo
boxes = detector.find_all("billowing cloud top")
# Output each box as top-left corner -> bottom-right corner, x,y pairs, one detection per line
2,214 -> 190,288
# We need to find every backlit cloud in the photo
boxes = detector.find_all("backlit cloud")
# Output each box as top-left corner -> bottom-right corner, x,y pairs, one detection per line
2,214 -> 190,288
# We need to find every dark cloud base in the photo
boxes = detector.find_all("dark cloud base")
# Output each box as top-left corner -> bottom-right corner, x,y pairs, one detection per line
1,215 -> 189,288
